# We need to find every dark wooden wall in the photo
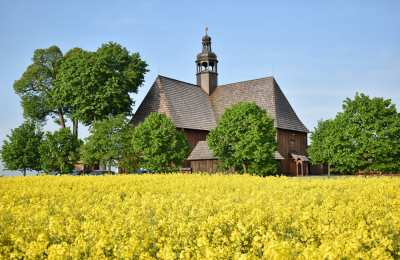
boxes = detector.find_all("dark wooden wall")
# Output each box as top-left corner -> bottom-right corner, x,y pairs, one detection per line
310,164 -> 328,175
277,128 -> 308,175
277,128 -> 307,156
181,128 -> 209,149
190,159 -> 219,173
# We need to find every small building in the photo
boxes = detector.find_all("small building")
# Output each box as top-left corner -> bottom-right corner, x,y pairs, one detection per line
187,141 -> 219,172
132,29 -> 315,175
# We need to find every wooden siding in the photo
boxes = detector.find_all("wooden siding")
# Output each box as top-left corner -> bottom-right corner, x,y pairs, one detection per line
190,159 -> 219,173
310,164 -> 328,175
181,129 -> 209,149
277,128 -> 307,157
277,128 -> 308,175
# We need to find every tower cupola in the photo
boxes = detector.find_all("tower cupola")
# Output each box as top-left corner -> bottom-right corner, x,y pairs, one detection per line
196,27 -> 218,95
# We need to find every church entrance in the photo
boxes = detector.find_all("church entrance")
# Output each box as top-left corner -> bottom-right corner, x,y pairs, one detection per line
291,154 -> 309,176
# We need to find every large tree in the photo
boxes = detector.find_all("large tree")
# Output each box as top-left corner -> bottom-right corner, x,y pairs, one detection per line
0,121 -> 42,176
13,46 -> 68,128
132,113 -> 190,172
39,128 -> 81,174
13,43 -> 148,138
208,102 -> 277,176
81,114 -> 135,171
308,93 -> 400,174
55,42 -> 148,126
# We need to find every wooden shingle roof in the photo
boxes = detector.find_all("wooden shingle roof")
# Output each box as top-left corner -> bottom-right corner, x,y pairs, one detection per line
211,77 -> 308,132
158,76 -> 217,130
187,141 -> 217,160
132,76 -> 216,130
132,75 -> 308,133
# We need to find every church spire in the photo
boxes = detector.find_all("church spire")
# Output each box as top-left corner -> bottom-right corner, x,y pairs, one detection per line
196,28 -> 218,95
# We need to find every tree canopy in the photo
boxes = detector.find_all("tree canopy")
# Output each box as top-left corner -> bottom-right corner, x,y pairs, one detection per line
13,43 -> 148,139
0,121 -> 43,175
13,46 -> 67,127
309,93 -> 400,174
81,114 -> 135,171
208,102 -> 277,176
132,113 -> 190,172
55,42 -> 148,126
39,128 -> 81,174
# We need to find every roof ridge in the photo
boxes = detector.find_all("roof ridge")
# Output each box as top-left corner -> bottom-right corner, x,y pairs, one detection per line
271,79 -> 279,127
218,76 -> 275,88
156,76 -> 175,121
158,74 -> 199,87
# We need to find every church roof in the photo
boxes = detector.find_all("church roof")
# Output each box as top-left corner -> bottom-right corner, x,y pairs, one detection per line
187,141 -> 217,160
211,77 -> 308,132
132,75 -> 308,133
157,76 -> 217,130
132,76 -> 217,131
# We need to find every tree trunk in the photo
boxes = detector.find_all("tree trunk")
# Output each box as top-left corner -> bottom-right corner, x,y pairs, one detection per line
72,119 -> 78,138
58,109 -> 66,128
99,162 -> 105,171
242,162 -> 248,174
23,168 -> 26,177
328,164 -> 331,177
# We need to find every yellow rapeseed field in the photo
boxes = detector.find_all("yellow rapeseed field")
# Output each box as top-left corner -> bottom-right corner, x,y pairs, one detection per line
0,175 -> 399,259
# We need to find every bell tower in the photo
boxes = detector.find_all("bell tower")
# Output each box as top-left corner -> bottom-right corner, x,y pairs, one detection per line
196,27 -> 218,95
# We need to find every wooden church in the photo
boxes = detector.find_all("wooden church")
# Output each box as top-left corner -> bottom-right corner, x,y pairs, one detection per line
131,30 -> 310,176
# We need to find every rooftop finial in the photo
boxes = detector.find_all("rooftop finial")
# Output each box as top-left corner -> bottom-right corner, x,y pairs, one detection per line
201,27 -> 212,51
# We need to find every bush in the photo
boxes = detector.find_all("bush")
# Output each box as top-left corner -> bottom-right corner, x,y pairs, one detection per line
39,128 -> 81,174
208,102 -> 277,176
132,113 -> 190,172
0,121 -> 42,175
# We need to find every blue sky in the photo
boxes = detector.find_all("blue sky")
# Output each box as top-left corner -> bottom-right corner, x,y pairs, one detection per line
0,0 -> 399,144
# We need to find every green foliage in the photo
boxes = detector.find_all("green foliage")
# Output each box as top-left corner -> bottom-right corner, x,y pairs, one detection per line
0,121 -> 42,175
39,128 -> 81,174
308,119 -> 336,174
208,102 -> 277,176
55,42 -> 148,126
13,46 -> 67,126
81,115 -> 135,171
13,43 -> 147,140
309,93 -> 400,174
132,113 -> 190,172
